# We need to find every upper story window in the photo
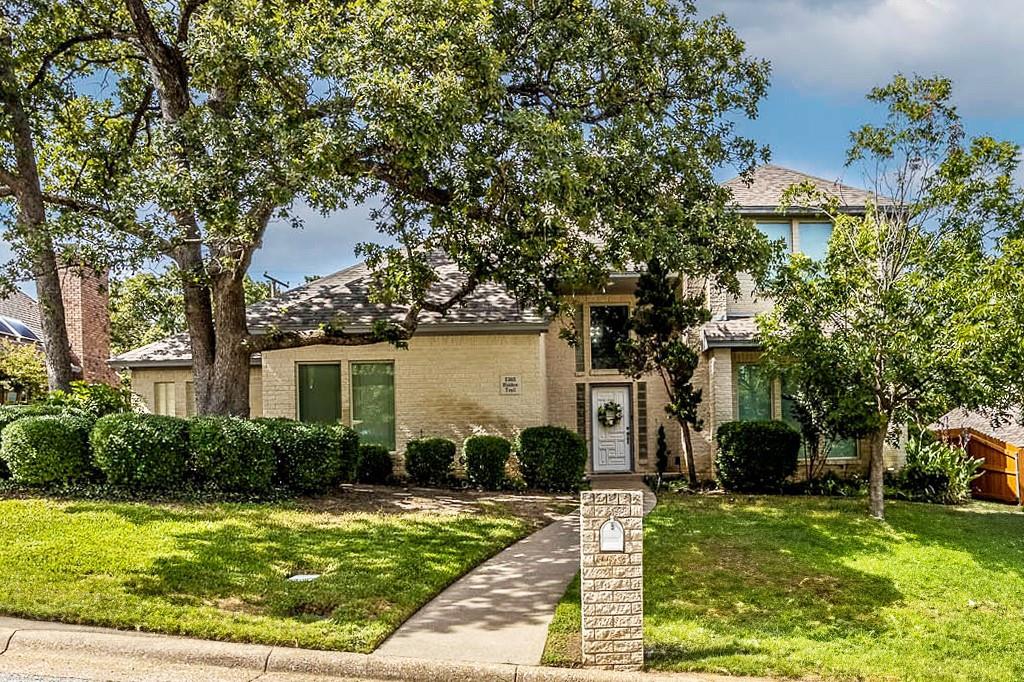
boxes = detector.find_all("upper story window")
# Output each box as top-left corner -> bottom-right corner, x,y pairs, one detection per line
796,222 -> 833,261
756,222 -> 793,252
589,305 -> 629,370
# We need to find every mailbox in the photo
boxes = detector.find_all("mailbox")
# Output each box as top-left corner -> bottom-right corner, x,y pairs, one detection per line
598,517 -> 625,553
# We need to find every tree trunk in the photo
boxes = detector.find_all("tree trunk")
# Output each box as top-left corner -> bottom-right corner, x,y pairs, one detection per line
205,271 -> 252,417
0,35 -> 75,392
681,420 -> 699,487
868,419 -> 889,520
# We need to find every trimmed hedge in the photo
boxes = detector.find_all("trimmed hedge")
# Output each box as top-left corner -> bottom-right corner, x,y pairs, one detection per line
715,420 -> 800,493
404,437 -> 456,487
0,414 -> 93,485
90,413 -> 189,490
189,416 -> 275,493
0,405 -> 67,478
464,435 -> 511,490
356,444 -> 394,484
257,419 -> 359,494
516,426 -> 586,492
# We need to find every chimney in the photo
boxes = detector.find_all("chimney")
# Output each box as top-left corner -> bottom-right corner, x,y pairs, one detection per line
60,265 -> 118,386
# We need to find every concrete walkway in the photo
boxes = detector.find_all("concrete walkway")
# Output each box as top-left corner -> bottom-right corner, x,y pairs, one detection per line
378,477 -> 656,666
376,511 -> 580,665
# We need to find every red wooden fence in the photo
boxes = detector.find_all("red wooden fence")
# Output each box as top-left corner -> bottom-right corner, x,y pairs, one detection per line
936,428 -> 1022,505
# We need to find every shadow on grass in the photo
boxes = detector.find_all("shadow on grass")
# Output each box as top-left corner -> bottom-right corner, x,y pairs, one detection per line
58,500 -> 525,651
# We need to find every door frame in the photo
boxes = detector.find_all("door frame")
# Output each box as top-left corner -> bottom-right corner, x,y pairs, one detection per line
590,383 -> 634,473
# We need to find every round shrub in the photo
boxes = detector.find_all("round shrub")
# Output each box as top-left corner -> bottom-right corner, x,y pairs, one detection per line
189,416 -> 275,493
404,437 -> 456,487
0,405 -> 67,479
90,413 -> 189,490
516,426 -> 586,492
0,414 -> 93,485
356,444 -> 394,484
715,420 -> 800,493
257,419 -> 359,494
464,435 -> 511,490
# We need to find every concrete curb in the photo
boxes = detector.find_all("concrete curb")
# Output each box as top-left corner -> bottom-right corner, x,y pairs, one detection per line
0,617 -> 765,682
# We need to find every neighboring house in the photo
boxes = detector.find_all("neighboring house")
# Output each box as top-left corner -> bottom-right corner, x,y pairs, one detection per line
111,165 -> 904,478
934,408 -> 1023,504
0,267 -> 118,398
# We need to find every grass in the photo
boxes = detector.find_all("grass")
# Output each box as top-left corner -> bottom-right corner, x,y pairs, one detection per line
0,497 -> 530,652
544,494 -> 1024,682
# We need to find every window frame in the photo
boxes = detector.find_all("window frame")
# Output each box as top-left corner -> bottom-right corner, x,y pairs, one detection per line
587,303 -> 631,373
349,360 -> 397,452
296,361 -> 342,424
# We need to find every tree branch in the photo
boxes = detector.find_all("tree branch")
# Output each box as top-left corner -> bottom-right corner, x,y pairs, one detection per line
27,30 -> 115,90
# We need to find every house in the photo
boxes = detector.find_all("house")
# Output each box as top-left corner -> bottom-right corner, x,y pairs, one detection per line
111,165 -> 905,478
0,267 -> 117,402
934,408 -> 1023,504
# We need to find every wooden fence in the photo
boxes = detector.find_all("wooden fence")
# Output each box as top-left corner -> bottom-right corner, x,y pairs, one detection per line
936,428 -> 1022,505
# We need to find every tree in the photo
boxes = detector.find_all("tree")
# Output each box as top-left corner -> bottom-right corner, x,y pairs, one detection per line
110,267 -> 270,355
0,339 -> 47,403
74,0 -> 771,416
619,258 -> 732,487
759,75 -> 1024,519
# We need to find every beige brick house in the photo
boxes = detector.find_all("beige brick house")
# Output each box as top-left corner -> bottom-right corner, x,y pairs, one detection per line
111,166 -> 903,478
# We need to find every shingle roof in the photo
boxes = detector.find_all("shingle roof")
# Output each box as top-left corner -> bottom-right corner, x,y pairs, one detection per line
723,165 -> 880,213
700,318 -> 759,350
934,408 -> 1024,448
111,254 -> 546,366
0,290 -> 43,340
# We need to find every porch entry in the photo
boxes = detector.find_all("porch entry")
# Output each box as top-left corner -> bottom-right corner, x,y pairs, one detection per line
591,384 -> 633,473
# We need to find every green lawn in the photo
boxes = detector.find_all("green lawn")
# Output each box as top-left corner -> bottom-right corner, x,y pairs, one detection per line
544,495 -> 1024,682
0,497 -> 529,651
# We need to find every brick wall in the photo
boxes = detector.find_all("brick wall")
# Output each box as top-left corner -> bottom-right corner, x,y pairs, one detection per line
128,367 -> 263,417
260,332 -> 547,453
60,266 -> 117,385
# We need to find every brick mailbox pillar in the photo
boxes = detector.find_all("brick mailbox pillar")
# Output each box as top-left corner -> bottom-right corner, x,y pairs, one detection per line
579,490 -> 644,671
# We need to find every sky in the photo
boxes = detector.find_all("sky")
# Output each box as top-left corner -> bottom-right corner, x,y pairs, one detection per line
6,0 -> 1024,293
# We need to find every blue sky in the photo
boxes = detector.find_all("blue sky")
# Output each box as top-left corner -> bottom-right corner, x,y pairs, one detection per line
7,0 -> 1024,292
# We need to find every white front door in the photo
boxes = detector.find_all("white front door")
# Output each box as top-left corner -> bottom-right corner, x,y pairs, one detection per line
591,385 -> 632,473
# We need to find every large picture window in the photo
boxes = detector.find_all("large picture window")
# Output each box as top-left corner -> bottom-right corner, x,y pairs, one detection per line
351,362 -> 396,451
796,222 -> 833,261
297,363 -> 341,423
736,363 -> 772,421
589,305 -> 629,370
781,378 -> 857,460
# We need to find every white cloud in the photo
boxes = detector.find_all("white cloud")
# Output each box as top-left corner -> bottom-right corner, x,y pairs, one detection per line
704,0 -> 1024,114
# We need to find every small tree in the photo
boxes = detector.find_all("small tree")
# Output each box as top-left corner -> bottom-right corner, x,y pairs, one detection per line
620,258 -> 711,486
0,339 -> 47,403
655,424 -> 670,489
759,75 -> 1024,519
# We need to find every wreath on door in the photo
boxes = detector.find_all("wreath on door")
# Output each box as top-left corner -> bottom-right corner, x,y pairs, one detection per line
597,400 -> 623,427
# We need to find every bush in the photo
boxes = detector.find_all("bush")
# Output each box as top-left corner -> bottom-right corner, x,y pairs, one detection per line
890,434 -> 981,505
0,414 -> 93,485
90,413 -> 189,490
787,471 -> 867,497
715,421 -> 800,493
46,381 -> 134,418
0,405 -> 67,478
189,417 -> 275,493
256,419 -> 359,494
332,425 -> 360,483
516,426 -> 586,492
463,435 -> 511,490
356,444 -> 394,484
404,437 -> 456,487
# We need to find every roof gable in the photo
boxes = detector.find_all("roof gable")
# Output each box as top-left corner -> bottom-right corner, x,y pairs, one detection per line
722,164 -> 879,212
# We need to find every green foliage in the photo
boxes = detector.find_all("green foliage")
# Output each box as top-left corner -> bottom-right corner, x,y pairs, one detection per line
463,435 -> 512,490
256,418 -> 357,494
715,421 -> 800,493
45,381 -> 134,419
188,417 -> 275,493
89,413 -> 189,490
110,268 -> 272,354
404,438 -> 456,487
889,434 -> 982,505
516,426 -> 586,492
759,75 -> 1024,518
355,444 -> 394,485
0,340 -> 47,402
656,425 -> 670,477
331,425 -> 361,483
0,403 -> 67,479
787,471 -> 868,498
0,414 -> 92,485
